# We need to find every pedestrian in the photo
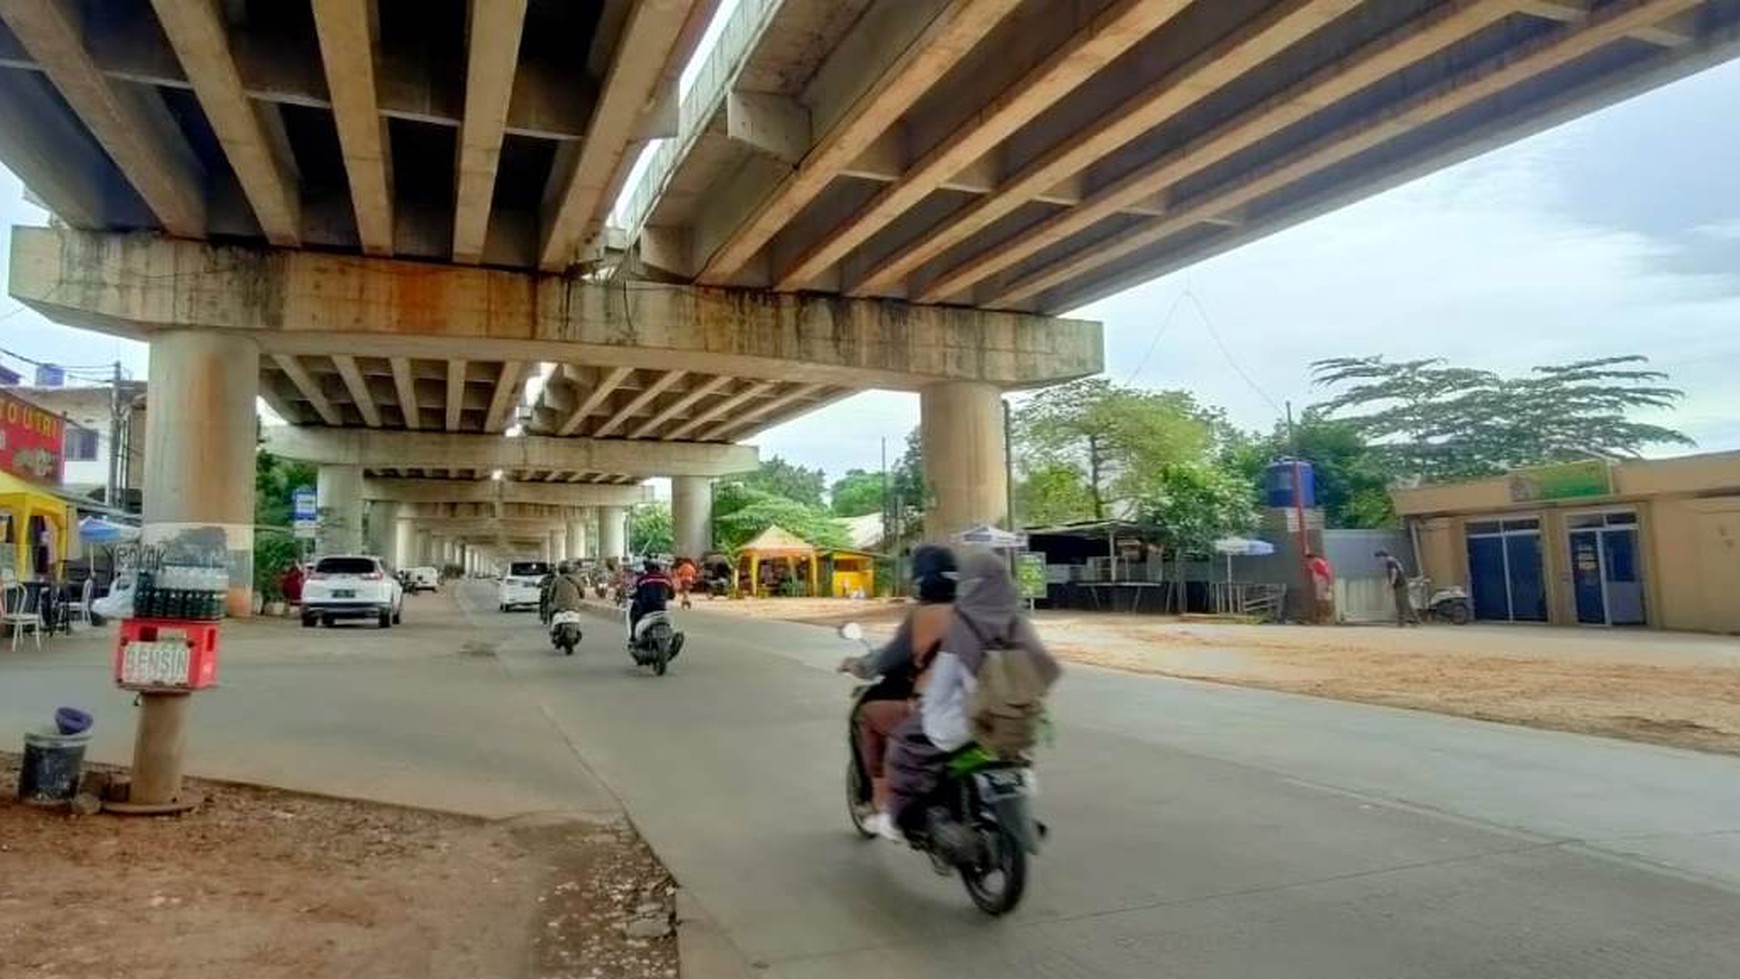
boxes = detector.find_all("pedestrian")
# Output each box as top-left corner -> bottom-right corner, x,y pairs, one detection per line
1375,549 -> 1417,627
1305,551 -> 1335,624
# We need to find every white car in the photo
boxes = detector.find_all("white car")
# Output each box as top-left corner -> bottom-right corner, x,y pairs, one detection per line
498,560 -> 551,612
404,566 -> 441,593
301,555 -> 404,629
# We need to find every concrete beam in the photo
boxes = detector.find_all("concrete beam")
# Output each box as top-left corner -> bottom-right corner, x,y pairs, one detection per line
311,0 -> 393,255
628,375 -> 730,439
989,0 -> 1703,308
926,0 -> 1515,303
363,477 -> 651,506
775,0 -> 1192,290
594,370 -> 686,437
9,228 -> 1102,389
870,0 -> 1368,300
149,0 -> 301,245
482,361 -> 530,433
271,353 -> 341,426
262,426 -> 757,477
694,0 -> 1018,283
389,357 -> 420,429
0,0 -> 206,236
452,0 -> 529,264
538,0 -> 706,271
332,354 -> 380,427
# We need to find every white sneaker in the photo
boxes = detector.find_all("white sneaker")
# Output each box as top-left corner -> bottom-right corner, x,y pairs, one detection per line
864,812 -> 902,843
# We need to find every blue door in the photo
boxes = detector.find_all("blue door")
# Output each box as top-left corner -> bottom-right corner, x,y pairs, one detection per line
1601,528 -> 1645,625
1467,536 -> 1509,620
1505,533 -> 1548,621
1570,530 -> 1606,624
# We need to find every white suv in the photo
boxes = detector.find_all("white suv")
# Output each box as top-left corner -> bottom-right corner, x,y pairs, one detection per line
498,560 -> 550,612
302,555 -> 404,629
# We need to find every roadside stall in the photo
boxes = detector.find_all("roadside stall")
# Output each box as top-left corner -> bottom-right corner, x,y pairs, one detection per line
736,525 -> 819,597
822,548 -> 876,598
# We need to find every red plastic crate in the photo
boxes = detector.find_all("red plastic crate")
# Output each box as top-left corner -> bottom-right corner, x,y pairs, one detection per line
114,618 -> 220,691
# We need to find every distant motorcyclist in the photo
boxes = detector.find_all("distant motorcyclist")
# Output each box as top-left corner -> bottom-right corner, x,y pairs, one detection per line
550,561 -> 585,615
628,558 -> 675,641
537,567 -> 558,623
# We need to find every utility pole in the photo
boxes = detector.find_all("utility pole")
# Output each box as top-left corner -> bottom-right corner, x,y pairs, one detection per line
107,361 -> 122,508
1002,398 -> 1016,532
1286,401 -> 1310,621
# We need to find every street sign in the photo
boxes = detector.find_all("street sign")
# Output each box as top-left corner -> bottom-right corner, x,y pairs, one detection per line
292,486 -> 317,540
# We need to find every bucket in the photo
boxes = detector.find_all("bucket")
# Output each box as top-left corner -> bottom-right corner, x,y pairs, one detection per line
18,728 -> 92,806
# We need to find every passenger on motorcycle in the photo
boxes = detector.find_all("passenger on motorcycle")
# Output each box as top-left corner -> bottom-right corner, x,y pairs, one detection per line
628,558 -> 675,640
837,544 -> 958,838
549,561 -> 585,615
883,549 -> 1060,842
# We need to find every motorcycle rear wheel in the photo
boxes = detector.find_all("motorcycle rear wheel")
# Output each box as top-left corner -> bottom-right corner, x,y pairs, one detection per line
846,759 -> 876,839
960,823 -> 1027,916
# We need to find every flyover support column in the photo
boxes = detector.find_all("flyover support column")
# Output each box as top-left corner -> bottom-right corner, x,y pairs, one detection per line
549,528 -> 566,564
316,464 -> 364,555
415,529 -> 431,567
577,514 -> 598,559
672,476 -> 712,559
920,381 -> 1008,541
368,501 -> 398,561
600,506 -> 626,563
138,329 -> 259,811
394,518 -> 415,570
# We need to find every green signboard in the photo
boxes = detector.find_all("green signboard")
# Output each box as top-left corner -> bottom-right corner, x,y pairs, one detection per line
1016,553 -> 1047,601
1507,460 -> 1613,503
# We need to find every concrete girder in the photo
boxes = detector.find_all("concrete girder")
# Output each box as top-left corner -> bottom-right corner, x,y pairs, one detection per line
8,228 -> 1102,390
362,478 -> 651,507
311,0 -> 393,255
452,0 -> 530,265
260,426 -> 757,478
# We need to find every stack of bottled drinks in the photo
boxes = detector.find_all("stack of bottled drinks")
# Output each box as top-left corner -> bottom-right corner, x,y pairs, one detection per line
132,547 -> 227,621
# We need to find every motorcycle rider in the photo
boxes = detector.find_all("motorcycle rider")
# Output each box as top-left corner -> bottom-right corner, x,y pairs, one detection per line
549,560 -> 585,617
883,548 -> 1060,842
627,557 -> 675,643
836,544 -> 959,838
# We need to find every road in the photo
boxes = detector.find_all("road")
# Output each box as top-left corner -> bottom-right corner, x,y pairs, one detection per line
3,582 -> 1738,978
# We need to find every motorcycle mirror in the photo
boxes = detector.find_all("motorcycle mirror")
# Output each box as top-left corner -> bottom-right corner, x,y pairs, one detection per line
837,622 -> 864,642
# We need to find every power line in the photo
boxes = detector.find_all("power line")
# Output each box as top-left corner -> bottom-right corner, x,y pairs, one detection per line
1183,287 -> 1283,416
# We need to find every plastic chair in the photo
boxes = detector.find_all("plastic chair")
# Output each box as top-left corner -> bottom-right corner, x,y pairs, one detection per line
3,582 -> 42,651
63,577 -> 95,628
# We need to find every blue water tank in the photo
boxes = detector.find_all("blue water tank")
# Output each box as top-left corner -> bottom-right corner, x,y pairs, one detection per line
1264,460 -> 1317,509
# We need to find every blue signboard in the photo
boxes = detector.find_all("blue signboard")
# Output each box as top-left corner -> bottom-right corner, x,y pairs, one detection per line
292,486 -> 317,539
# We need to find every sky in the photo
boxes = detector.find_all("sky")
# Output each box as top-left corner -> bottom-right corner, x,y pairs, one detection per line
1,53 -> 1736,487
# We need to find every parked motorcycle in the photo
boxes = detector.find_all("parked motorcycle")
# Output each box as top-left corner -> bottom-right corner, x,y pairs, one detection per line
549,609 -> 584,655
1408,576 -> 1473,624
626,607 -> 683,676
838,622 -> 1041,916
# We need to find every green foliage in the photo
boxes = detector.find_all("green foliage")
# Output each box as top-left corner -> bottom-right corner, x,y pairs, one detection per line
253,530 -> 300,601
630,502 -> 675,555
1015,461 -> 1099,527
712,482 -> 851,552
255,450 -> 316,528
1224,418 -> 1399,529
1014,378 -> 1214,519
829,469 -> 884,517
739,456 -> 827,508
1138,462 -> 1259,552
1311,355 -> 1691,481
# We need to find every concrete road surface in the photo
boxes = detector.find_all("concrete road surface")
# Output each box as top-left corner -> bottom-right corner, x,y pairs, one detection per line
3,582 -> 1737,978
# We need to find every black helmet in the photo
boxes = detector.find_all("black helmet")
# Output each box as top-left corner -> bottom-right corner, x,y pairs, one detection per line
910,544 -> 958,603
644,558 -> 660,573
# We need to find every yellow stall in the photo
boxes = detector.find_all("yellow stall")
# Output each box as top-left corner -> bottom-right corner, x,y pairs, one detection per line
0,470 -> 71,582
736,525 -> 819,597
825,549 -> 876,598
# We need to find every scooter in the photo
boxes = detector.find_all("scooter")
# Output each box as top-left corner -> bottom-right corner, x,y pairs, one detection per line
838,622 -> 1041,916
625,607 -> 683,676
1408,576 -> 1473,624
549,609 -> 584,655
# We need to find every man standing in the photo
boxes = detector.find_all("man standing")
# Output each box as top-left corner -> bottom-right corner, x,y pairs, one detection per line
1305,551 -> 1335,624
1376,549 -> 1417,627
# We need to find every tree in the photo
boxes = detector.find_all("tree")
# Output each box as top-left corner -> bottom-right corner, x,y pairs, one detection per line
711,483 -> 851,552
1311,355 -> 1691,481
740,456 -> 827,509
1015,461 -> 1098,527
830,469 -> 884,517
1014,378 -> 1214,519
630,502 -> 674,555
1139,462 -> 1259,554
255,450 -> 316,528
1225,417 -> 1399,529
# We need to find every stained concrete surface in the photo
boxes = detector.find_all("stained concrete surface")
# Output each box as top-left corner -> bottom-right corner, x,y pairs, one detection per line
2,583 -> 1737,978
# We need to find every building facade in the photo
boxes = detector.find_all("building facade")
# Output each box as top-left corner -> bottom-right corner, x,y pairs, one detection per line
1393,453 -> 1740,634
1,382 -> 146,508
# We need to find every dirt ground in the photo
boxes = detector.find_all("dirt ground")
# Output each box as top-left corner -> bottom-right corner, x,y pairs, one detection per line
703,597 -> 1740,757
0,756 -> 676,979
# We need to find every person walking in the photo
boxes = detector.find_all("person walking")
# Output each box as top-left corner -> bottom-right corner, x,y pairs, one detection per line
1305,551 -> 1335,624
1376,549 -> 1417,627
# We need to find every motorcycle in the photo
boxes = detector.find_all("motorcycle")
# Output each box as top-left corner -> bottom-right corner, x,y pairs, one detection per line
549,609 -> 584,655
625,607 -> 683,676
838,622 -> 1041,916
1408,576 -> 1473,624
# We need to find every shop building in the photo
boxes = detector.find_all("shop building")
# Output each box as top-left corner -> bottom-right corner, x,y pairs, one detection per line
0,380 -> 146,509
1393,453 -> 1740,633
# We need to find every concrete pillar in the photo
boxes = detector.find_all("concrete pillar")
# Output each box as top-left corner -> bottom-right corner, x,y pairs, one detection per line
578,506 -> 598,558
393,518 -> 415,570
672,476 -> 712,558
139,330 -> 259,811
920,380 -> 1008,540
368,501 -> 398,560
599,505 -> 626,561
414,529 -> 431,567
316,464 -> 364,555
577,518 -> 598,563
549,527 -> 566,564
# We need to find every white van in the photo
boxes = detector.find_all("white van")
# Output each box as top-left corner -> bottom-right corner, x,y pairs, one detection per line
405,566 -> 441,593
498,560 -> 550,612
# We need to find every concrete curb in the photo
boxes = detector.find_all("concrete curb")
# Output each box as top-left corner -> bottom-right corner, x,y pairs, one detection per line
676,889 -> 757,979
